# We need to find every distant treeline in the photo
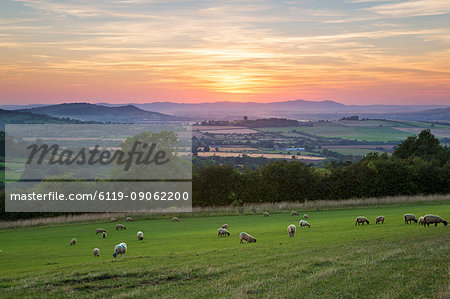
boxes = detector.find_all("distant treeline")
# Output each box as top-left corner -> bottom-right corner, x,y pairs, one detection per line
1,130 -> 448,220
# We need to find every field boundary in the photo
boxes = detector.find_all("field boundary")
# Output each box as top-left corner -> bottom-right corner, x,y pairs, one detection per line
1,194 -> 448,229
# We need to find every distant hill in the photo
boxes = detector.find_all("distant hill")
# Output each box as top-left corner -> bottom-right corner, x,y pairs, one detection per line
0,109 -> 87,124
382,107 -> 450,122
18,103 -> 183,123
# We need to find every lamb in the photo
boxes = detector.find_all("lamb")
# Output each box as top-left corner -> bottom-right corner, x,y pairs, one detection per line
172,217 -> 180,222
375,216 -> 385,224
218,228 -> 230,237
96,228 -> 106,234
299,220 -> 310,228
418,216 -> 425,226
102,232 -> 107,239
424,215 -> 448,227
404,214 -> 417,224
291,211 -> 299,216
355,216 -> 369,225
110,217 -> 117,222
126,217 -> 134,222
70,238 -> 77,246
221,224 -> 229,229
116,224 -> 126,230
113,242 -> 127,259
93,248 -> 100,257
287,224 -> 296,237
137,231 -> 144,240
303,213 -> 309,219
240,232 -> 256,243
263,212 -> 269,217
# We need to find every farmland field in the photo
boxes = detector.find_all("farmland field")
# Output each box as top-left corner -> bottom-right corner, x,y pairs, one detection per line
0,201 -> 449,298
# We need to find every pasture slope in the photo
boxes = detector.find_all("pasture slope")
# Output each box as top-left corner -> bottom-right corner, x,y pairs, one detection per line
0,201 -> 449,298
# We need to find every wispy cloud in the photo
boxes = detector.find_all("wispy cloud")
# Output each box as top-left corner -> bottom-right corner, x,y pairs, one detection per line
367,0 -> 450,17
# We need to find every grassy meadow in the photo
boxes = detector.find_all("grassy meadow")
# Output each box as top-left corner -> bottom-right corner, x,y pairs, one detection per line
0,201 -> 449,298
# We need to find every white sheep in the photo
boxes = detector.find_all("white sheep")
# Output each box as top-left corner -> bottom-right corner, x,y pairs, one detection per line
96,228 -> 106,234
418,216 -> 425,226
218,228 -> 230,237
70,238 -> 77,246
172,217 -> 180,222
291,211 -> 299,216
263,212 -> 269,217
126,217 -> 134,222
110,217 -> 117,222
303,213 -> 309,219
287,224 -> 296,237
375,216 -> 385,224
424,215 -> 448,227
113,242 -> 127,259
221,224 -> 229,229
102,232 -> 107,239
93,248 -> 100,257
240,232 -> 256,243
299,220 -> 310,228
137,231 -> 144,240
116,224 -> 126,230
355,217 -> 369,225
404,214 -> 417,224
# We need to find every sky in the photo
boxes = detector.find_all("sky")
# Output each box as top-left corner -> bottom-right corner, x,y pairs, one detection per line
0,0 -> 449,105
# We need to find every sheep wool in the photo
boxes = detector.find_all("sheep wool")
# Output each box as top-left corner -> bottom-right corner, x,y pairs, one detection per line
126,217 -> 134,222
102,232 -> 107,239
263,212 -> 269,217
113,242 -> 127,259
240,232 -> 256,244
93,248 -> 100,257
137,231 -> 144,240
424,215 -> 448,227
303,213 -> 309,219
110,217 -> 117,222
70,238 -> 77,246
221,224 -> 229,229
355,217 -> 369,225
299,220 -> 310,228
375,216 -> 385,224
96,228 -> 106,234
291,211 -> 299,216
218,228 -> 230,237
287,224 -> 296,237
172,217 -> 180,222
116,224 -> 126,230
404,214 -> 417,224
418,216 -> 425,226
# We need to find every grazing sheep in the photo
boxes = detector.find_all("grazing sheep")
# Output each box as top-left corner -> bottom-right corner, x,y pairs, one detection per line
96,228 -> 106,234
113,242 -> 127,259
424,215 -> 448,227
375,216 -> 385,224
355,216 -> 369,225
263,212 -> 269,217
240,232 -> 256,244
116,224 -> 126,230
172,217 -> 180,222
299,220 -> 310,228
93,248 -> 100,257
404,214 -> 417,224
102,232 -> 107,239
110,217 -> 117,222
126,217 -> 134,222
70,238 -> 77,246
418,216 -> 425,226
291,211 -> 299,216
218,228 -> 230,237
221,224 -> 229,229
137,231 -> 144,240
303,213 -> 309,219
287,224 -> 296,237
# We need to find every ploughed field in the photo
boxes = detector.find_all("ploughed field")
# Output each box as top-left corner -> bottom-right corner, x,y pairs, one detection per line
0,202 -> 449,298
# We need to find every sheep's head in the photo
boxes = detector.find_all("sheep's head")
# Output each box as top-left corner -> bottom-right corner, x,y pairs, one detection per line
366,220 -> 370,224
113,252 -> 117,259
413,219 -> 418,223
227,232 -> 230,236
444,221 -> 448,226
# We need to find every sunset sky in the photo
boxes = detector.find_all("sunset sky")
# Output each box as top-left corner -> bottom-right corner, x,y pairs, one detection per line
0,0 -> 449,105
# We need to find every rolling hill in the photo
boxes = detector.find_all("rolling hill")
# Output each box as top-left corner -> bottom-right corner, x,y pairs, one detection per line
0,109 -> 87,124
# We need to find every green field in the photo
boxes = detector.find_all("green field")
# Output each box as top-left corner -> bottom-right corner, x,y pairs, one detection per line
1,202 -> 449,298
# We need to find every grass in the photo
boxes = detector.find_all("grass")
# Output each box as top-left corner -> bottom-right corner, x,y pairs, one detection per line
0,201 -> 449,298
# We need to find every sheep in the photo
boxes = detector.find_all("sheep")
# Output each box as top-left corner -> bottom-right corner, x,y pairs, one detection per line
404,214 -> 417,224
221,224 -> 229,229
299,220 -> 310,228
287,224 -> 296,237
96,228 -> 106,234
303,213 -> 309,219
218,228 -> 230,237
110,217 -> 117,222
70,238 -> 77,246
291,211 -> 299,216
240,232 -> 256,244
137,231 -> 144,240
424,215 -> 448,227
263,212 -> 269,217
375,216 -> 385,224
418,216 -> 425,226
102,232 -> 107,239
172,217 -> 180,222
116,224 -> 126,230
93,248 -> 100,257
113,242 -> 127,259
126,217 -> 134,222
355,216 -> 369,225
